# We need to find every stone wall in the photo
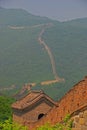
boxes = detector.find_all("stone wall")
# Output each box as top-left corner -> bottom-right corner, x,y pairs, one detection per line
27,76 -> 87,129
72,106 -> 87,130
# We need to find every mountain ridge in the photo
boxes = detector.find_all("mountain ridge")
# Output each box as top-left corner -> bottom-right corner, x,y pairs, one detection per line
0,8 -> 55,27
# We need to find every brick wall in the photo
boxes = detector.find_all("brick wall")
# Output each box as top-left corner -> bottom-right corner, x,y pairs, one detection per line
27,76 -> 87,129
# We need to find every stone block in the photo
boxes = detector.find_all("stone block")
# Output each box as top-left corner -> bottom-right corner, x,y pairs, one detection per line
79,118 -> 85,125
79,112 -> 83,118
83,110 -> 87,116
75,123 -> 81,128
72,122 -> 75,128
74,116 -> 79,123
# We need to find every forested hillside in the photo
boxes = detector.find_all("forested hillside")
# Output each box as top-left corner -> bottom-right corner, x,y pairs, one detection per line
42,19 -> 87,99
0,8 -> 87,100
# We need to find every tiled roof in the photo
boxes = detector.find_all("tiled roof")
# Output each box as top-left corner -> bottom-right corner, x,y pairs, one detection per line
12,90 -> 57,110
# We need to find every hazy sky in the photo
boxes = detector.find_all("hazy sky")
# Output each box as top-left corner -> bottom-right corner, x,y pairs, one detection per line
0,0 -> 87,21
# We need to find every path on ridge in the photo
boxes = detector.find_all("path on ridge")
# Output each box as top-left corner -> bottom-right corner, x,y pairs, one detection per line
38,23 -> 64,83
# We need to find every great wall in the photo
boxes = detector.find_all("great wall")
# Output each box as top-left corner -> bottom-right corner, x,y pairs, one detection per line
20,76 -> 87,130
1,24 -> 87,130
11,76 -> 87,130
38,23 -> 64,85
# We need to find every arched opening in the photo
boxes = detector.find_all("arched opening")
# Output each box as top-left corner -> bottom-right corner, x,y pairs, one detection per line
38,113 -> 44,120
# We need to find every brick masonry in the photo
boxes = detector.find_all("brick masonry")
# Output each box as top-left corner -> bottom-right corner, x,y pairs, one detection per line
12,90 -> 57,125
13,100 -> 53,124
26,76 -> 87,129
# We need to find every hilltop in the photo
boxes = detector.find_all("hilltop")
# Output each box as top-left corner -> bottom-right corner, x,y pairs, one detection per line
0,7 -> 54,26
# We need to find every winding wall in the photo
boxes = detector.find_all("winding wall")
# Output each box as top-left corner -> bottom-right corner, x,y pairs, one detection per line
38,23 -> 63,81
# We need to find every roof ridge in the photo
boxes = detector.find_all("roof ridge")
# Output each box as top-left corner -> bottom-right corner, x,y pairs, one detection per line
29,90 -> 44,93
12,90 -> 57,110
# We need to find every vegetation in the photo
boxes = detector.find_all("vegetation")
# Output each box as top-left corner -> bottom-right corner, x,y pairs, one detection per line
0,7 -> 87,130
0,119 -> 28,130
0,8 -> 87,100
0,96 -> 15,122
42,19 -> 87,99
0,115 -> 72,130
0,96 -> 27,129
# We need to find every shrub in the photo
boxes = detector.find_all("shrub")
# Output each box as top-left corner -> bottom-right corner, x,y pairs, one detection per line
0,119 -> 28,130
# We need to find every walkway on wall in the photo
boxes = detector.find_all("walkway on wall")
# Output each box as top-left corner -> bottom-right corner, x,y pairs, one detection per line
38,23 -> 64,85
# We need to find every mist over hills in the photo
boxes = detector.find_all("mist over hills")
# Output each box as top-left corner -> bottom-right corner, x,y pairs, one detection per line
0,7 -> 54,26
0,8 -> 87,100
